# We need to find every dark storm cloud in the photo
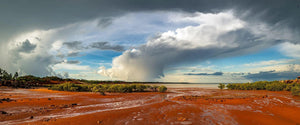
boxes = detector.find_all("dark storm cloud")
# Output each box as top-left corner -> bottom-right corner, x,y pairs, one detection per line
97,18 -> 113,28
244,70 -> 300,81
1,0 -> 299,43
63,41 -> 125,51
17,39 -> 37,53
67,51 -> 80,57
89,42 -> 125,51
66,60 -> 80,64
184,72 -> 224,76
233,0 -> 300,32
63,41 -> 83,49
1,0 -> 299,78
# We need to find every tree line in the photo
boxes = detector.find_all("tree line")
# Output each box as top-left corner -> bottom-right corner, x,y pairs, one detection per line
0,68 -> 168,94
49,82 -> 168,95
218,79 -> 300,95
0,68 -> 18,81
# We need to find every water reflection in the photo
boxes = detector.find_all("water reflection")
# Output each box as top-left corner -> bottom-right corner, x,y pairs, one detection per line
150,83 -> 219,89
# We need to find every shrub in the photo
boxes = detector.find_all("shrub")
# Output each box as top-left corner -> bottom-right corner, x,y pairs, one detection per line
265,82 -> 286,91
91,85 -> 105,95
226,83 -> 243,90
218,83 -> 225,90
117,84 -> 131,93
135,84 -> 147,92
107,84 -> 119,92
284,83 -> 295,91
225,81 -> 300,96
158,86 -> 167,92
49,83 -> 166,94
102,84 -> 111,90
91,85 -> 103,92
291,86 -> 300,96
150,85 -> 159,92
78,84 -> 92,92
69,87 -> 79,91
226,81 -> 286,91
49,82 -> 88,92
252,81 -> 268,90
226,84 -> 234,90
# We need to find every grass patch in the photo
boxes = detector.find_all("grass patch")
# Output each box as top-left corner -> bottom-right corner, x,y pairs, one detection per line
48,82 -> 167,94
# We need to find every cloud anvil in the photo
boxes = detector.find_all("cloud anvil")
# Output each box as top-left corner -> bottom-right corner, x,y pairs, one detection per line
0,0 -> 299,83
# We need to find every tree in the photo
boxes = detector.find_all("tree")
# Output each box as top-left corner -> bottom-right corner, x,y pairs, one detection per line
13,72 -> 18,80
2,71 -> 12,80
218,83 -> 225,90
0,68 -> 3,76
0,68 -> 3,81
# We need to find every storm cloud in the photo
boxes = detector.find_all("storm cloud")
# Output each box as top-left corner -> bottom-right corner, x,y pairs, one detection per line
89,42 -> 124,51
16,39 -> 37,53
63,41 -> 125,51
0,0 -> 299,81
185,72 -> 224,76
65,60 -> 81,64
98,11 -> 299,81
1,0 -> 299,45
63,41 -> 83,50
244,70 -> 300,81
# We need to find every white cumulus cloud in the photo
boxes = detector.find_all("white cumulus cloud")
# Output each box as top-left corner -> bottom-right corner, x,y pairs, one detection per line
98,11 -> 299,81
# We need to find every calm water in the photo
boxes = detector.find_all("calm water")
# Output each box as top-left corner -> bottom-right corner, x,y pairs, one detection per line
150,83 -> 219,89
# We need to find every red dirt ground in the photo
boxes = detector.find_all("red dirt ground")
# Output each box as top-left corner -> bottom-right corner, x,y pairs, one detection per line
1,87 -> 300,125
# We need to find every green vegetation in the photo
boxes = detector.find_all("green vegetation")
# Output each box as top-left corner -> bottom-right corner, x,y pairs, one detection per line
43,76 -> 64,81
225,80 -> 300,96
48,82 -> 167,94
0,68 -> 17,81
226,81 -> 293,91
158,85 -> 167,92
4,66 -> 299,96
218,83 -> 225,90
265,82 -> 286,91
291,86 -> 300,96
78,79 -> 125,84
150,85 -> 159,92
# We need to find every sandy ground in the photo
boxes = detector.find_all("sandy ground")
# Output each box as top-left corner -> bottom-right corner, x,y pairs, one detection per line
1,87 -> 300,125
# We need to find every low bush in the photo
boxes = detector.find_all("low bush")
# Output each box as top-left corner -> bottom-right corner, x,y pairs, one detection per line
226,81 -> 288,91
49,83 -> 165,94
291,86 -> 300,96
218,83 -> 225,90
91,85 -> 105,95
150,85 -> 159,92
135,84 -> 148,92
265,82 -> 286,91
251,81 -> 268,90
226,80 -> 300,96
158,85 -> 167,92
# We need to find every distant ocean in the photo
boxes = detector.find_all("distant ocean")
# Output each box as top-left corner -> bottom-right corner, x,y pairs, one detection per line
150,83 -> 220,89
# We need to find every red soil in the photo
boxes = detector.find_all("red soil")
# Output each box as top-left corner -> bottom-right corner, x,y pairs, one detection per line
1,87 -> 300,125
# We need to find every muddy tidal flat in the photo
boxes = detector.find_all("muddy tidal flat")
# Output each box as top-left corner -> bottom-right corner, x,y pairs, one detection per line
1,86 -> 300,125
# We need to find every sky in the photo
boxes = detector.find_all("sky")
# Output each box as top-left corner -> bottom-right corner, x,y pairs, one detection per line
0,0 -> 300,83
